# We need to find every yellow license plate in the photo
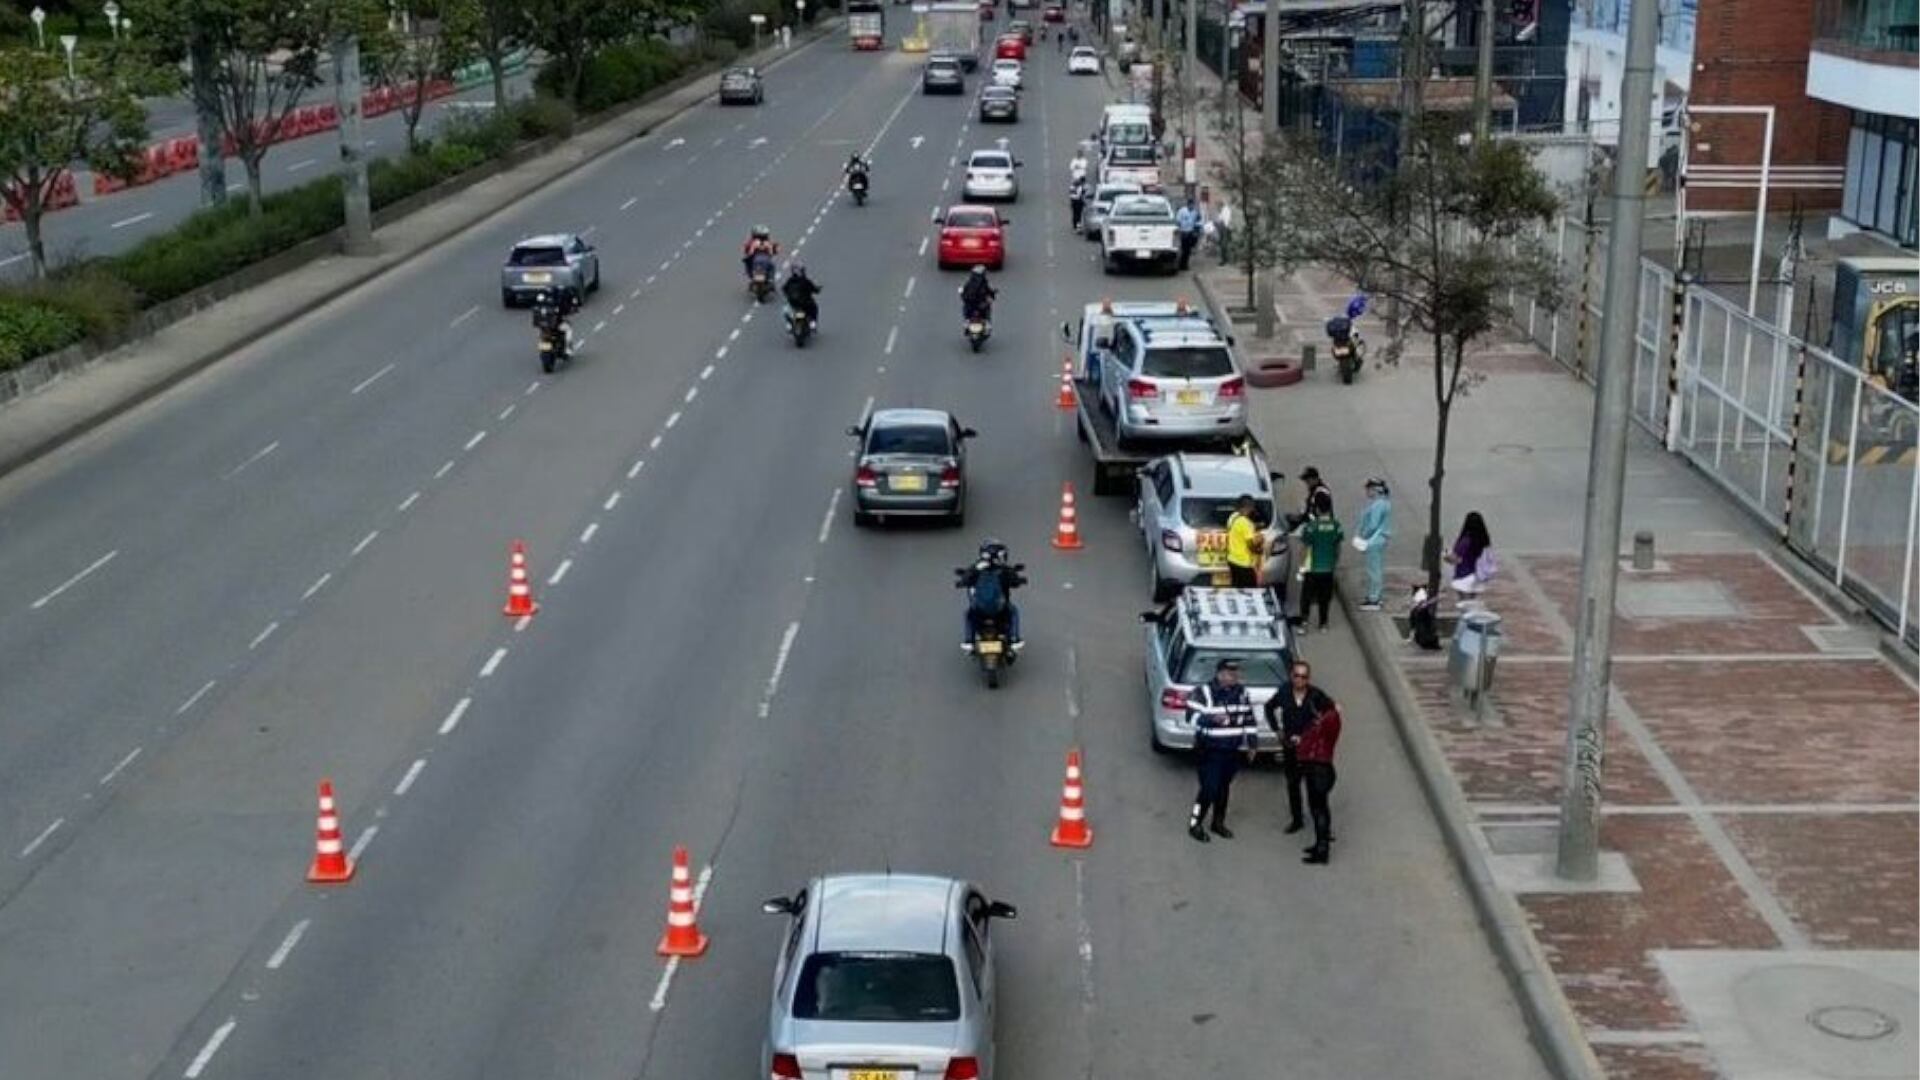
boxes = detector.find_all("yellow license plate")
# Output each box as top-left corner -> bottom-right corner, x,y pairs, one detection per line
849,1072 -> 900,1080
890,474 -> 926,492
1211,570 -> 1232,585
977,639 -> 1004,656
522,272 -> 551,283
1176,389 -> 1203,405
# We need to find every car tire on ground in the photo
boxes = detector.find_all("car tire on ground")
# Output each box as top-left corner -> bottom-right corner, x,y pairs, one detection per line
1245,358 -> 1305,388
853,510 -> 876,528
501,289 -> 515,308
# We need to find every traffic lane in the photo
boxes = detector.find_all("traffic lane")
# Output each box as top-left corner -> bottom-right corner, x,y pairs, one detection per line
0,37 -> 870,872
157,63 -> 934,1080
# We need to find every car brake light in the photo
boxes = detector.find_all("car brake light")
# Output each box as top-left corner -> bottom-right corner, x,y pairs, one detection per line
1160,528 -> 1183,553
1160,687 -> 1189,711
940,464 -> 962,489
1218,377 -> 1245,399
945,1057 -> 981,1079
855,466 -> 878,489
1127,378 -> 1159,401
770,1053 -> 803,1079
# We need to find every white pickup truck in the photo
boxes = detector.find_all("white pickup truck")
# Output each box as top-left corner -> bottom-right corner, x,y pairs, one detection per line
1100,194 -> 1179,275
1099,142 -> 1162,191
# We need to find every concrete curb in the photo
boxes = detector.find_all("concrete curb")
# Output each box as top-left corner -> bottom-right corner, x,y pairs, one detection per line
0,24 -> 837,482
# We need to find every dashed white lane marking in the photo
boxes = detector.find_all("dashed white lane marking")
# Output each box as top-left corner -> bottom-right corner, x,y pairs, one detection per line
818,489 -> 842,544
757,621 -> 801,718
884,326 -> 898,354
940,177 -> 950,192
904,276 -> 916,298
449,305 -> 479,329
480,647 -> 507,678
580,521 -> 600,544
464,430 -> 487,451
265,919 -> 311,970
497,403 -> 516,422
613,303 -> 625,316
649,434 -> 663,451
396,491 -> 421,513
301,572 -> 332,601
659,260 -> 672,272
627,459 -> 646,479
109,211 -> 155,230
620,197 -> 638,211
18,818 -> 62,859
513,614 -> 531,633
666,411 -> 681,429
918,236 -> 929,256
949,155 -> 958,168
548,558 -> 574,586
649,864 -> 714,1012
224,440 -> 280,478
684,386 -> 698,404
287,157 -> 317,172
525,381 -> 541,396
603,491 -> 622,511
592,319 -> 607,334
394,758 -> 427,796
439,697 -> 471,735
248,621 -> 279,651
700,364 -> 715,380
581,225 -> 598,239
182,1017 -> 236,1078
350,529 -> 379,557
646,275 -> 658,286
31,549 -> 119,610
740,311 -> 753,324
728,327 -> 741,342
434,460 -> 456,480
99,746 -> 142,786
176,679 -> 217,715
348,825 -> 378,861
715,344 -> 729,359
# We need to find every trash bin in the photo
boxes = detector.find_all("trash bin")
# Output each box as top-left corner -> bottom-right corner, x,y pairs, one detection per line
1448,609 -> 1504,698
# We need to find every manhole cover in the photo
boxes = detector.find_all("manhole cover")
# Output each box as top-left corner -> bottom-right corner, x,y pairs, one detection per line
1810,1005 -> 1900,1041
1617,579 -> 1743,618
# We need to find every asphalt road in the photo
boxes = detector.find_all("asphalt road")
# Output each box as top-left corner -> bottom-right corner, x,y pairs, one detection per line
0,24 -> 1551,1080
0,74 -> 530,277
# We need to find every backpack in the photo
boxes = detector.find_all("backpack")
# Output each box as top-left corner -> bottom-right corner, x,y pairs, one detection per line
1408,586 -> 1442,651
1476,546 -> 1499,584
969,568 -> 1008,615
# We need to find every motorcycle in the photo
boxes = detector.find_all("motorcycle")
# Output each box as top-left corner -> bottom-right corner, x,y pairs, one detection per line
958,565 -> 1024,688
747,254 -> 776,303
784,305 -> 815,347
848,170 -> 869,206
964,314 -> 992,352
532,308 -> 572,374
1331,333 -> 1364,384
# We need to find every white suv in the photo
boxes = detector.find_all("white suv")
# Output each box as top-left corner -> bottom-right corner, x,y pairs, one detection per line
1093,315 -> 1246,444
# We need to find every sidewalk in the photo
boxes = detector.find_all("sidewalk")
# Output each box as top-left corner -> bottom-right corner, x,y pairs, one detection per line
1206,258 -> 1919,1080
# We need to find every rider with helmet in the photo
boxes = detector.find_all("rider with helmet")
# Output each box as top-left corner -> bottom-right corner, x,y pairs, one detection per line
956,538 -> 1026,650
529,286 -> 580,358
781,259 -> 822,325
960,265 -> 997,322
742,225 -> 779,275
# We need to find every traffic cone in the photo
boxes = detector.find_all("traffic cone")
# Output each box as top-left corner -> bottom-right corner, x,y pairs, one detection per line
503,540 -> 538,618
1055,358 -> 1076,410
655,845 -> 710,958
306,778 -> 356,884
1050,749 -> 1093,849
1050,482 -> 1084,551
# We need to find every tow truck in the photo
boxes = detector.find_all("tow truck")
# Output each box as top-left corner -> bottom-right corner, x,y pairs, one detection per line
1061,298 -> 1261,495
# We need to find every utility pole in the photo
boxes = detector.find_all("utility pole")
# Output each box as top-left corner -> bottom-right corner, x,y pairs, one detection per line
1556,0 -> 1661,881
188,26 -> 226,207
1471,0 -> 1494,143
1261,0 -> 1279,129
1184,0 -> 1197,104
332,30 -> 375,255
1385,0 -> 1426,371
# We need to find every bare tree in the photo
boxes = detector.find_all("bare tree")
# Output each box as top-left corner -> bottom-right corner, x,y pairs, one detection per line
369,0 -> 473,153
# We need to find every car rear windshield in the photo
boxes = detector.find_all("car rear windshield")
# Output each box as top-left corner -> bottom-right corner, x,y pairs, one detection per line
946,210 -> 997,229
1106,121 -> 1152,145
792,953 -> 962,1022
868,425 -> 951,456
509,246 -> 566,267
928,60 -> 959,71
983,88 -> 1015,99
1179,649 -> 1290,686
1180,497 -> 1272,529
1110,201 -> 1171,221
1142,346 -> 1234,379
1095,185 -> 1139,202
971,153 -> 1011,169
1108,145 -> 1156,164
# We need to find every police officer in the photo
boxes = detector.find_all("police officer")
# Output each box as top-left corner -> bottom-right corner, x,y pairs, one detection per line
1262,659 -> 1335,842
1186,658 -> 1257,843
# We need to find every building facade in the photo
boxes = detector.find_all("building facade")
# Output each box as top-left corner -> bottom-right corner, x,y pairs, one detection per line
1806,0 -> 1919,247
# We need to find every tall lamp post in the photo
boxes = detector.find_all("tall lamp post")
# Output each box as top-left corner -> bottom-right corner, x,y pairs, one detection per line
103,1 -> 121,40
29,6 -> 45,49
59,34 -> 78,81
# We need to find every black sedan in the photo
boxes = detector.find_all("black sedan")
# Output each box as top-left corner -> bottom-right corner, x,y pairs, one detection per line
978,85 -> 1019,123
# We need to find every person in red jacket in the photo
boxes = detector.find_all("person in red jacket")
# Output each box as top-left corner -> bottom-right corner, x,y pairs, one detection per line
1293,698 -> 1342,865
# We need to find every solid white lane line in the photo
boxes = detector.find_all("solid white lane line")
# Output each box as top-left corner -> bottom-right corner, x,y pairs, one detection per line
99,746 -> 142,786
684,386 -> 698,404
918,236 -> 929,256
288,157 -> 317,172
884,326 -> 898,354
31,549 -> 118,610
650,864 -> 715,1012
649,434 -> 663,450
302,572 -> 332,601
603,492 -> 621,511
18,818 -> 62,859
176,679 -> 217,715
439,697 -> 471,735
0,253 -> 26,268
627,459 -> 646,479
182,1018 -> 237,1078
350,530 -> 379,557
479,647 -> 507,678
449,305 -> 479,328
498,403 -> 516,421
464,430 -> 487,451
620,197 -> 638,210
394,758 -> 427,796
348,825 -> 378,861
666,411 -> 681,429
109,211 -> 155,230
434,460 -> 456,479
224,440 -> 280,478
265,919 -> 311,970
548,558 -> 573,586
580,521 -> 600,544
818,489 -> 842,544
396,491 -> 421,512
700,364 -> 715,380
248,621 -> 278,651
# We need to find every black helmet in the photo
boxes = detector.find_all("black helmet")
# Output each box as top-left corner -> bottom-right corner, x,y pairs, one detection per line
752,225 -> 770,240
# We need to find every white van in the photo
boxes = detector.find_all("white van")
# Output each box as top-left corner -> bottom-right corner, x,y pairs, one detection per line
1100,103 -> 1154,150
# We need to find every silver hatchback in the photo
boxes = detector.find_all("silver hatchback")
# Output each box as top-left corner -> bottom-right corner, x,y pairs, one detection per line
1136,450 -> 1290,600
761,873 -> 1018,1080
499,233 -> 600,307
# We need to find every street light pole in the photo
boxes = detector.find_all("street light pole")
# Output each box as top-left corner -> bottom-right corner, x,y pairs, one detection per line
29,6 -> 45,49
59,34 -> 77,81
1471,0 -> 1494,143
1556,0 -> 1662,881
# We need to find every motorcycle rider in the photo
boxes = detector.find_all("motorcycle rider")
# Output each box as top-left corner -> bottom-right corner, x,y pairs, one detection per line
782,260 -> 822,327
959,265 -> 997,324
957,538 -> 1025,650
529,287 -> 580,359
742,225 -> 779,276
844,152 -> 871,194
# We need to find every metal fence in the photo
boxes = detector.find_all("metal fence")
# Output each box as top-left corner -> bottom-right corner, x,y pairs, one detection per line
1507,216 -> 1920,644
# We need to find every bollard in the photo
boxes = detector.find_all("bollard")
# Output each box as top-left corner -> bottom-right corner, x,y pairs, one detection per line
1301,343 -> 1316,372
1632,530 -> 1655,570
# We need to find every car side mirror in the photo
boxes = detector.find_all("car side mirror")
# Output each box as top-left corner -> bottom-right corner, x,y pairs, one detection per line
762,896 -> 796,915
1269,470 -> 1286,482
987,900 -> 1018,920
961,427 -> 978,439
1060,321 -> 1072,341
930,209 -> 942,224
846,425 -> 864,437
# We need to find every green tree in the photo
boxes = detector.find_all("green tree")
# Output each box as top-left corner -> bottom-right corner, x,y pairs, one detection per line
445,0 -> 525,109
0,43 -> 157,277
526,0 -> 668,106
1276,121 -> 1561,589
368,0 -> 474,153
1204,82 -> 1292,310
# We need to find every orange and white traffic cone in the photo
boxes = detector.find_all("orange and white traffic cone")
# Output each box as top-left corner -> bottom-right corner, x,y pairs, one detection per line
1055,358 -> 1076,410
655,845 -> 710,958
503,540 -> 538,618
306,778 -> 356,884
1050,749 -> 1093,849
1050,482 -> 1084,551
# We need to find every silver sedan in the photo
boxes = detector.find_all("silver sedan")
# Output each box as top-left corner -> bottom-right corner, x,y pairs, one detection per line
848,407 -> 975,527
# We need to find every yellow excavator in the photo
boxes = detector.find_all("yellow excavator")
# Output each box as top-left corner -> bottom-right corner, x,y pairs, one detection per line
1832,256 -> 1918,449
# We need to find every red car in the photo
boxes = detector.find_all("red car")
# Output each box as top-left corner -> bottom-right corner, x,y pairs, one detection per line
994,35 -> 1026,60
1042,4 -> 1065,20
936,205 -> 1007,270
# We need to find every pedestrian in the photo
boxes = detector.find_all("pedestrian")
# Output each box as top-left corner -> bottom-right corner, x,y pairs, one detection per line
1353,476 -> 1392,610
1443,510 -> 1496,604
1294,489 -> 1342,632
1262,659 -> 1336,854
1175,197 -> 1202,270
1293,688 -> 1342,865
1213,197 -> 1234,263
1224,493 -> 1265,590
1186,658 -> 1257,843
1068,174 -> 1089,231
1285,465 -> 1329,529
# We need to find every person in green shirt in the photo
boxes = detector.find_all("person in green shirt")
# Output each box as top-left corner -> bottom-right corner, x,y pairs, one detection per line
1295,490 -> 1343,632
